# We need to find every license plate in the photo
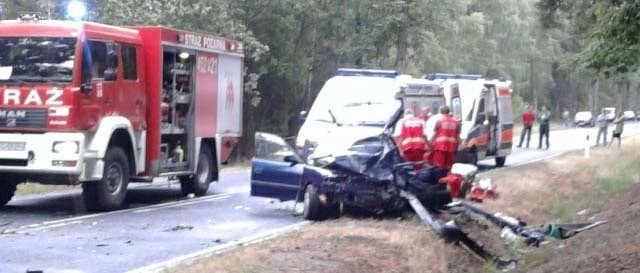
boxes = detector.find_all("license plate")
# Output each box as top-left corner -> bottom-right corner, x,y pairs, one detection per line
0,141 -> 26,151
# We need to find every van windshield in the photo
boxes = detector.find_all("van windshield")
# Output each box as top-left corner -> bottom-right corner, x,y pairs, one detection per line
0,37 -> 77,84
306,77 -> 400,124
331,102 -> 399,126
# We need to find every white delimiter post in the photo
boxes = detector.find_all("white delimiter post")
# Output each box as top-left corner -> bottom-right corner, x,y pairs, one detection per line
585,134 -> 590,159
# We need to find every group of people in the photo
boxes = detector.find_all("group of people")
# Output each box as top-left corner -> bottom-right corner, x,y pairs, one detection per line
517,105 -> 551,149
596,110 -> 625,148
397,105 -> 461,172
518,106 -> 626,150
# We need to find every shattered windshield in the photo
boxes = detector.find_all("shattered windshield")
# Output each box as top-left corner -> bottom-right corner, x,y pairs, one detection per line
0,37 -> 77,84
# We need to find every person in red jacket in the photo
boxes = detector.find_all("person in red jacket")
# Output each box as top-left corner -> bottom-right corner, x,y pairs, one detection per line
517,105 -> 536,148
430,106 -> 461,172
399,109 -> 427,168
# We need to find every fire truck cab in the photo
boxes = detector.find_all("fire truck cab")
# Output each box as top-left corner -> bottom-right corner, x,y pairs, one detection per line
0,18 -> 243,210
425,74 -> 513,167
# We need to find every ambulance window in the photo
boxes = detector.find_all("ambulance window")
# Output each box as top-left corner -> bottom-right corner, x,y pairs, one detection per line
88,40 -> 107,78
452,97 -> 462,120
122,46 -> 137,80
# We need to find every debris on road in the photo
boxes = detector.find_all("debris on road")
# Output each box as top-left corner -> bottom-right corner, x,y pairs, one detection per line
164,225 -> 194,232
96,244 -> 108,247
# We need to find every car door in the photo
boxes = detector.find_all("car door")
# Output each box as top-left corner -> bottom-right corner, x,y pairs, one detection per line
251,132 -> 304,201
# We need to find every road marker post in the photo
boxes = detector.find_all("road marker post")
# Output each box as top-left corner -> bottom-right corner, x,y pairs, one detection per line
584,134 -> 590,159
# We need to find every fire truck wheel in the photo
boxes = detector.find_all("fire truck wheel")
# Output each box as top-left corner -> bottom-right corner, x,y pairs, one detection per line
0,182 -> 18,207
83,146 -> 130,211
180,144 -> 213,197
495,156 -> 506,167
302,184 -> 324,221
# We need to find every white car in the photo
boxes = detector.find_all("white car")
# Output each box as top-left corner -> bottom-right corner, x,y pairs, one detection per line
602,107 -> 616,121
623,110 -> 636,121
574,111 -> 594,127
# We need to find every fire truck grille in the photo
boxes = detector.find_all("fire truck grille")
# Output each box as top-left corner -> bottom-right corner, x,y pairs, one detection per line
0,109 -> 47,128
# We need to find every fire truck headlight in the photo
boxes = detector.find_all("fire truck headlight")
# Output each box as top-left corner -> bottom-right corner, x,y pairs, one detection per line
53,141 -> 80,154
67,1 -> 87,21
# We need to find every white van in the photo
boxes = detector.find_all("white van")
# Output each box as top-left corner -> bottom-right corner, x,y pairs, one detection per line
296,69 -> 403,159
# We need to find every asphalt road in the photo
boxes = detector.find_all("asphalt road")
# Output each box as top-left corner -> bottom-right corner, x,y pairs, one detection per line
1,122 -> 640,273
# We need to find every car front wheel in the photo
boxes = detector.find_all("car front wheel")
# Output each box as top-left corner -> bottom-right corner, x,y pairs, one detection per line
303,184 -> 324,221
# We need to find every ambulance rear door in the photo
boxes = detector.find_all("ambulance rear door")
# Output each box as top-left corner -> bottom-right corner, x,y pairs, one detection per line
496,85 -> 513,156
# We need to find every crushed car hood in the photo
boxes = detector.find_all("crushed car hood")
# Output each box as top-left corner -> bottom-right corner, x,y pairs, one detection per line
309,125 -> 385,161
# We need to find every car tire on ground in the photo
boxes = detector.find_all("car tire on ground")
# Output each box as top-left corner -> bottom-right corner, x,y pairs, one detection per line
325,200 -> 343,219
180,143 -> 214,197
83,146 -> 130,211
495,156 -> 506,167
303,184 -> 324,221
0,181 -> 18,207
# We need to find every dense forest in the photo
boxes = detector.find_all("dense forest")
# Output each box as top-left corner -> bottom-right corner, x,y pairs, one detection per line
3,0 -> 640,158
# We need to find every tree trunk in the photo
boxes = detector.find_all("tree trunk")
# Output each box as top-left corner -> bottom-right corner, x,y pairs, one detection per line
592,77 -> 600,113
394,2 -> 410,72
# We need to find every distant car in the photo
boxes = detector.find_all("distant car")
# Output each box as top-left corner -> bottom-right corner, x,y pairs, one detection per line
623,110 -> 636,121
574,111 -> 594,127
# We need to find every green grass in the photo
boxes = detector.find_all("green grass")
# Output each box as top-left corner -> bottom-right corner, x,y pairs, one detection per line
522,249 -> 553,268
596,168 -> 640,200
549,197 -> 583,220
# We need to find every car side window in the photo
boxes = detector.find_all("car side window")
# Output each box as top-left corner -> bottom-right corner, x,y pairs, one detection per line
122,46 -> 138,80
254,133 -> 297,161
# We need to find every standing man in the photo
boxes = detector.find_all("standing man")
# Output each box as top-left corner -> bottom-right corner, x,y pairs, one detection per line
595,109 -> 609,146
609,112 -> 624,148
538,105 -> 551,149
517,105 -> 536,148
399,109 -> 427,168
431,106 -> 461,172
562,109 -> 571,128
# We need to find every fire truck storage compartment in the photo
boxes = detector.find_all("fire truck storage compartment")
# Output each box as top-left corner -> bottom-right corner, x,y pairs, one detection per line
160,48 -> 195,172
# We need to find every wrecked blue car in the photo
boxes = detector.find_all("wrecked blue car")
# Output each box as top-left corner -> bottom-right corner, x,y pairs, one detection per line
250,108 -> 450,220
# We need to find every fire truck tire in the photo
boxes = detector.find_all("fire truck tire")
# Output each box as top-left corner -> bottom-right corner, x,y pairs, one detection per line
180,144 -> 213,197
302,184 -> 324,221
0,182 -> 18,207
83,146 -> 130,211
495,156 -> 506,167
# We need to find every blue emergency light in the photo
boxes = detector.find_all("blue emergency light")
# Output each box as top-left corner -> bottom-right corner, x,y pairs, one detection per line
424,73 -> 482,80
336,68 -> 399,78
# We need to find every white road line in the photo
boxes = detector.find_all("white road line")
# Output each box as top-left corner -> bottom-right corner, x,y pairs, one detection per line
16,220 -> 84,234
133,195 -> 231,213
125,221 -> 311,273
3,193 -> 236,235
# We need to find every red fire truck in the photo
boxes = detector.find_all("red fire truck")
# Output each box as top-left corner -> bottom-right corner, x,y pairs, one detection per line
0,17 -> 244,210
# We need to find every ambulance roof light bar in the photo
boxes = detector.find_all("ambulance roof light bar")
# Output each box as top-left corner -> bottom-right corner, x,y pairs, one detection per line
337,68 -> 399,78
424,73 -> 482,80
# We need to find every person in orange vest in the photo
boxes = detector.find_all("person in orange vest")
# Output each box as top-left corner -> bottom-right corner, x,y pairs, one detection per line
430,106 -> 461,172
399,109 -> 428,168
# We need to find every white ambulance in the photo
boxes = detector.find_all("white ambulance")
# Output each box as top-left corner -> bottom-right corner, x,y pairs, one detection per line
425,74 -> 514,167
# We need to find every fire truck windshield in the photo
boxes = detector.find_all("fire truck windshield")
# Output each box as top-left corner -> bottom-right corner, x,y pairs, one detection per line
0,37 -> 76,84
